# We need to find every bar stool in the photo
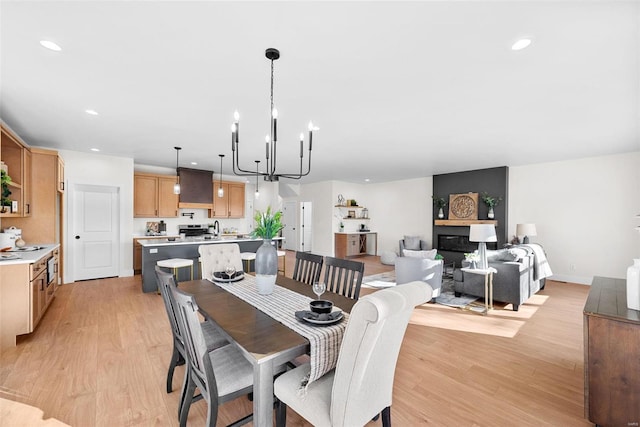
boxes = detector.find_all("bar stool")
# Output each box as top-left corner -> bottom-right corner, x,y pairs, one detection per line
277,250 -> 286,275
157,258 -> 194,283
240,252 -> 256,273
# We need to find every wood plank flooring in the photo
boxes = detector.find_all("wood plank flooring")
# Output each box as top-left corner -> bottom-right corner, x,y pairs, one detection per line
0,252 -> 592,426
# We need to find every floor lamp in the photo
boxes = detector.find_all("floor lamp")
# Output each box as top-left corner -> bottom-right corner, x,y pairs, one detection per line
469,224 -> 497,270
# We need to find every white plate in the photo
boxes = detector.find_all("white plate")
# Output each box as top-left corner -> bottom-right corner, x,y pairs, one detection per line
212,272 -> 244,283
296,311 -> 344,325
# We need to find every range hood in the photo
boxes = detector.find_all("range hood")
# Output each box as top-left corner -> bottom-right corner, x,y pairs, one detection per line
177,167 -> 213,209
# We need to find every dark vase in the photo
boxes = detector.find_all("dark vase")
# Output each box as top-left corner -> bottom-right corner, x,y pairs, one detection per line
255,239 -> 277,294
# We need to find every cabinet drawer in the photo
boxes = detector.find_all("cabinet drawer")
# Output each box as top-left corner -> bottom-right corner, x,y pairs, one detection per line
31,258 -> 47,280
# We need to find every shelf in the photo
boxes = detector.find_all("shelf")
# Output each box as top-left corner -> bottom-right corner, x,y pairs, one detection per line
434,219 -> 498,226
335,205 -> 365,208
343,217 -> 370,220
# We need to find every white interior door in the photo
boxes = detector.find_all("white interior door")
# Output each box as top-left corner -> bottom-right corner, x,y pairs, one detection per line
282,201 -> 297,250
300,202 -> 312,252
72,184 -> 119,281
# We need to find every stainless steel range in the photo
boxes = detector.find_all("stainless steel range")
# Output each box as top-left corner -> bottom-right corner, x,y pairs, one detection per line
178,224 -> 209,237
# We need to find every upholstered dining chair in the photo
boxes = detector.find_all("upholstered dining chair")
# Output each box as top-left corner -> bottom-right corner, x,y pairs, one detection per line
198,243 -> 244,281
274,281 -> 433,427
170,283 -> 256,427
323,256 -> 365,300
292,251 -> 324,285
154,267 -> 228,408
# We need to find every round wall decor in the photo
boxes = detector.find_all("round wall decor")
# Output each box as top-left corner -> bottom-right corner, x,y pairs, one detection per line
449,193 -> 479,220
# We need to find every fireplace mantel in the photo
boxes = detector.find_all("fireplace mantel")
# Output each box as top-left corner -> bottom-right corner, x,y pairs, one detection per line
434,219 -> 498,226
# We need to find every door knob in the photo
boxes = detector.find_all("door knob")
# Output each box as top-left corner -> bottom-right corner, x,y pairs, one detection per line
75,235 -> 80,239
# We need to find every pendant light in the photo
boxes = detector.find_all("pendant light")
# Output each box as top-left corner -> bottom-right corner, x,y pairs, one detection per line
217,154 -> 225,197
173,147 -> 182,194
254,160 -> 260,199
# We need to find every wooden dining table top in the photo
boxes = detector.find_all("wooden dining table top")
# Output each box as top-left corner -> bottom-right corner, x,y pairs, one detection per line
179,275 -> 358,361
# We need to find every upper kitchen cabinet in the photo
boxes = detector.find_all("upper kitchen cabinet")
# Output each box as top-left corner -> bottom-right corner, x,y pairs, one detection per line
210,181 -> 245,218
134,173 -> 179,218
1,124 -> 32,217
57,155 -> 65,193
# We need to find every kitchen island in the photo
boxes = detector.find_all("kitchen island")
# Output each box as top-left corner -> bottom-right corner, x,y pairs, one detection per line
138,236 -> 283,293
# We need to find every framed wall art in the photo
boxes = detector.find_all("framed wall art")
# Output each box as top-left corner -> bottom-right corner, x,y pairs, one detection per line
448,192 -> 478,220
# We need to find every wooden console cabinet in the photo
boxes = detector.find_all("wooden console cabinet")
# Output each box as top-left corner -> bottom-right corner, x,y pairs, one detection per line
584,276 -> 640,426
334,232 -> 377,258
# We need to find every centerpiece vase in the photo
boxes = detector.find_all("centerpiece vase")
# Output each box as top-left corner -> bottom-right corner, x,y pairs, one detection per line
488,207 -> 495,219
255,239 -> 277,295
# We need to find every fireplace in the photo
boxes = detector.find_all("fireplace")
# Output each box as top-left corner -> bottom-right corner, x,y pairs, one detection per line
437,234 -> 497,253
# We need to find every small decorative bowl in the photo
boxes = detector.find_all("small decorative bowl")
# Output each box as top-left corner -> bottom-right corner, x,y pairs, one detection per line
309,300 -> 333,314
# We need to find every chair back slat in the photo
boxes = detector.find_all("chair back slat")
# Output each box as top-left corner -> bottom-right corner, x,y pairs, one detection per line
323,256 -> 364,300
292,251 -> 324,285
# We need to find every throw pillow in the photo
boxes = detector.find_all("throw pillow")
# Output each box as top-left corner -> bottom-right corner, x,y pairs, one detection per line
486,249 -> 518,262
403,235 -> 421,250
403,249 -> 437,259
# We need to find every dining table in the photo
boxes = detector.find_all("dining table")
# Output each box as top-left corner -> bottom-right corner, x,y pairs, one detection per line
179,274 -> 357,427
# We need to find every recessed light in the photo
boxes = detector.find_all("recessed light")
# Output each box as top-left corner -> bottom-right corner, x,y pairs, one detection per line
85,109 -> 98,115
90,148 -> 100,152
511,38 -> 532,51
191,162 -> 197,165
40,40 -> 62,51
364,178 -> 370,182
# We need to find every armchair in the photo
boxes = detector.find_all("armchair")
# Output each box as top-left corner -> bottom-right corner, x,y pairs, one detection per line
395,256 -> 443,300
398,235 -> 430,256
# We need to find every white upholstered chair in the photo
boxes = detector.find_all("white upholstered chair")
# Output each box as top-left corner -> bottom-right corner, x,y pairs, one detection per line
395,256 -> 443,299
274,281 -> 433,427
198,243 -> 243,281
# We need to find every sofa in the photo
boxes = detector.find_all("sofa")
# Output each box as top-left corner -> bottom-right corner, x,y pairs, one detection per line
453,246 -> 546,311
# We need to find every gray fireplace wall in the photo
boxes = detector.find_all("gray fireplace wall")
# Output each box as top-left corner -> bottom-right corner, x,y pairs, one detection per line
432,166 -> 509,267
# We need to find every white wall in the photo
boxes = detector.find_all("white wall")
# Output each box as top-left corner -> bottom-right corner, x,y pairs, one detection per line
509,152 -> 640,284
59,149 -> 134,282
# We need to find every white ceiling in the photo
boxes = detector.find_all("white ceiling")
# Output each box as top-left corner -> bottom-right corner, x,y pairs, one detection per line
1,1 -> 638,184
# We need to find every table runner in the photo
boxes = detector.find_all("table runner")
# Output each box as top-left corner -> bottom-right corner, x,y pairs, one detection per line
209,276 -> 349,386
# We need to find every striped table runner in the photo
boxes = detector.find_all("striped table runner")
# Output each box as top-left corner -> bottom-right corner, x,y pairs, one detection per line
210,276 -> 349,385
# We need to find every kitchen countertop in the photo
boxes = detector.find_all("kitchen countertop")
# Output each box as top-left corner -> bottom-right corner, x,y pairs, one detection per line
138,236 -> 283,247
0,244 -> 60,265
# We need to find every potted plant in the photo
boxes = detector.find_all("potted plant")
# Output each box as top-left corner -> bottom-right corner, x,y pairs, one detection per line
251,206 -> 284,294
432,196 -> 447,219
1,170 -> 12,213
481,192 -> 503,219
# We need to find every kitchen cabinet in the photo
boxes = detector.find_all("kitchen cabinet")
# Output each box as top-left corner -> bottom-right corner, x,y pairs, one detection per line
334,232 -> 378,258
134,173 -> 179,218
133,236 -> 172,274
584,276 -> 640,426
210,181 -> 245,218
1,123 -> 32,218
0,246 -> 60,348
57,155 -> 65,193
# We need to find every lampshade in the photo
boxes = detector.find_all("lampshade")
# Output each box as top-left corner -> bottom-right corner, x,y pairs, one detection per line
469,224 -> 497,243
516,223 -> 537,237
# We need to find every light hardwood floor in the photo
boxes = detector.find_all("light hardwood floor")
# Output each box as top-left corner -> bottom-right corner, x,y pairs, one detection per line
0,252 -> 592,426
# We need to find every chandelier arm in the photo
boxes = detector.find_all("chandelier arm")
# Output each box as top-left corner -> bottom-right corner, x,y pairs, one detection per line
232,145 -> 267,176
277,150 -> 312,179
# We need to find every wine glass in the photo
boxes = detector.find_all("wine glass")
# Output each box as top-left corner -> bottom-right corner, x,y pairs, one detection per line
225,264 -> 236,280
312,281 -> 326,300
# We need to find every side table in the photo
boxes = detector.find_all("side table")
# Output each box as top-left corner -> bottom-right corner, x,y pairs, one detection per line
460,267 -> 497,314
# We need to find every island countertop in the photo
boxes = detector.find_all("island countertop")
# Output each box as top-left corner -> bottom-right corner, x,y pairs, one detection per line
138,236 -> 283,247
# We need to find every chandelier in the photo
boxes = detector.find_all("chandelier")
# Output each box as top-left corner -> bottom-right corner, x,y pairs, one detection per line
231,48 -> 316,182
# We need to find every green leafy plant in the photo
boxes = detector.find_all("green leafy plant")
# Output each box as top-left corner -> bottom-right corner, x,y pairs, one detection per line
1,170 -> 12,207
432,196 -> 447,208
251,206 -> 284,239
481,192 -> 503,208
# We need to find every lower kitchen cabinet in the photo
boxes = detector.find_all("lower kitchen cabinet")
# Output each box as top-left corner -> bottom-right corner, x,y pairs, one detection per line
0,246 -> 60,349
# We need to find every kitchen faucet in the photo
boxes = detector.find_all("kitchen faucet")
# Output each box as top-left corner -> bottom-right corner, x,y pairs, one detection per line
213,220 -> 220,236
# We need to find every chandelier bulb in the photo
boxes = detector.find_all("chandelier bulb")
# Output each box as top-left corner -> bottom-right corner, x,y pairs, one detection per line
272,108 -> 278,119
231,123 -> 237,132
234,110 -> 240,121
308,121 -> 314,131
299,133 -> 304,142
265,135 -> 270,143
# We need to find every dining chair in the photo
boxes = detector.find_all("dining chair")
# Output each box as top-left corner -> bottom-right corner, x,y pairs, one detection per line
292,251 -> 324,285
273,281 -> 433,427
322,256 -> 365,300
198,243 -> 244,280
154,267 -> 228,395
170,283 -> 256,427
